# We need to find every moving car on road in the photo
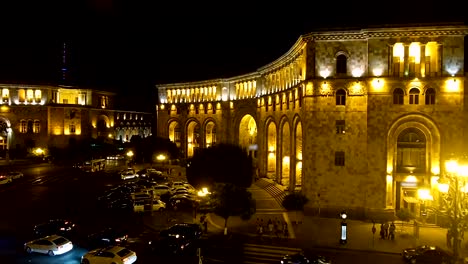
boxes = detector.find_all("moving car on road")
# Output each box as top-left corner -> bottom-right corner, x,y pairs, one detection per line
86,227 -> 129,249
6,171 -> 24,179
24,235 -> 73,256
160,223 -> 203,240
81,246 -> 137,264
402,245 -> 453,264
33,219 -> 76,238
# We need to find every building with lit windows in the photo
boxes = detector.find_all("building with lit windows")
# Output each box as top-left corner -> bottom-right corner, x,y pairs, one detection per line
155,23 -> 468,219
0,83 -> 152,159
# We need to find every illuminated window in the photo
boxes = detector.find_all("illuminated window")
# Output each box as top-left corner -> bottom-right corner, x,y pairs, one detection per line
70,124 -> 76,134
20,120 -> 27,133
393,43 -> 404,77
2,89 -> 9,103
335,151 -> 345,166
117,113 -> 120,120
397,128 -> 426,173
336,54 -> 347,75
393,88 -> 404,105
26,89 -> 34,103
336,120 -> 345,134
100,96 -> 108,108
34,90 -> 42,102
425,88 -> 436,105
409,88 -> 420,105
336,89 -> 346,106
33,120 -> 40,133
18,89 -> 25,103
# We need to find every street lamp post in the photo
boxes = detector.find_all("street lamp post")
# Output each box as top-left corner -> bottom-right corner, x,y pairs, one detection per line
438,159 -> 468,262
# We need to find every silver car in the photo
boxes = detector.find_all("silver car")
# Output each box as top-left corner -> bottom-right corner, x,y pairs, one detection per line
24,235 -> 73,256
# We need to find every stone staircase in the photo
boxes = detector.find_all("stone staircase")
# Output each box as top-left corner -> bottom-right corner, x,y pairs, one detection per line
254,178 -> 289,208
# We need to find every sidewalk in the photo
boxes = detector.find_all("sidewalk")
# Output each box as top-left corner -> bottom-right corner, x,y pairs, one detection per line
137,168 -> 468,258
203,178 -> 468,259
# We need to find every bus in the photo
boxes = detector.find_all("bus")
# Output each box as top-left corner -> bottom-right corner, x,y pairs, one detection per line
81,159 -> 106,172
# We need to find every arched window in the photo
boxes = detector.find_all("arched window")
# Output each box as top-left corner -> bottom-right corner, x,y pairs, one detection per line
33,120 -> 40,133
396,128 -> 426,173
425,88 -> 436,105
336,89 -> 346,106
336,54 -> 347,75
409,88 -> 420,104
393,88 -> 404,105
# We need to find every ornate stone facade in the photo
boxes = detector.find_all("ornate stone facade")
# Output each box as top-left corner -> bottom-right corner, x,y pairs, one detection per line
0,84 -> 152,158
155,24 -> 468,219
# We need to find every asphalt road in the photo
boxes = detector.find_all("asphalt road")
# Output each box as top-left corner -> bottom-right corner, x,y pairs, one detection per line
0,160 -> 175,263
0,161 -> 406,264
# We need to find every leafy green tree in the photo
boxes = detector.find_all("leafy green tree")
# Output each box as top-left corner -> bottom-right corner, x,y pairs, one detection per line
210,183 -> 256,234
282,192 -> 309,224
186,143 -> 253,188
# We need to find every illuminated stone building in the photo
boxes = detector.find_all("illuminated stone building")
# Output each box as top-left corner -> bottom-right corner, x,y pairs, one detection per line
156,23 -> 468,218
0,83 -> 152,158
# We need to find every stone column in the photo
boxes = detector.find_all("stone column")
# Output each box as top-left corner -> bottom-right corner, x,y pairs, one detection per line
388,44 -> 394,76
403,43 -> 410,77
437,43 -> 443,77
420,43 -> 426,77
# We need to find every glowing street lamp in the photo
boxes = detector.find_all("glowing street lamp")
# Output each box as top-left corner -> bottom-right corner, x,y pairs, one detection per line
437,158 -> 468,262
156,154 -> 166,161
126,150 -> 134,158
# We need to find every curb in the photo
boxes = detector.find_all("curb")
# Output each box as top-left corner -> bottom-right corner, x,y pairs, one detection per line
205,213 -> 404,256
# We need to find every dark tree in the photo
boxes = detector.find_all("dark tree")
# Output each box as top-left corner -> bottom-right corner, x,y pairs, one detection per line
126,135 -> 181,163
210,183 -> 256,233
186,143 -> 253,188
282,192 -> 309,224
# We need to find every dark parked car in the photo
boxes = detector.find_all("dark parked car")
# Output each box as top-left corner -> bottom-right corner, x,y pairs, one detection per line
33,219 -> 76,238
160,223 -> 203,240
86,227 -> 129,249
169,195 -> 198,211
402,245 -> 453,264
148,236 -> 196,255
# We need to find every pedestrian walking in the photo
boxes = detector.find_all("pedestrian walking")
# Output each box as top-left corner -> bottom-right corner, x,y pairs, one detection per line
273,221 -> 279,238
203,220 -> 208,234
283,225 -> 289,239
383,222 -> 389,239
380,223 -> 385,240
258,224 -> 264,240
389,222 -> 396,240
267,219 -> 274,234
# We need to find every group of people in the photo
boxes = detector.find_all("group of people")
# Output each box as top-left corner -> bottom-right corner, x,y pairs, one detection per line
256,217 -> 289,239
379,221 -> 396,240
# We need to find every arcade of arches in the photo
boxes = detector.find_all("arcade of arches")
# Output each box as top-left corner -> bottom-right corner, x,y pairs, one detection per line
167,114 -> 303,191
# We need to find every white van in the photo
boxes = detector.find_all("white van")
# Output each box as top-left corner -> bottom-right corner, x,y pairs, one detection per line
133,199 -> 166,213
152,185 -> 172,196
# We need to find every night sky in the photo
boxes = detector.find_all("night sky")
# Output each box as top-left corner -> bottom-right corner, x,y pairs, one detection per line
0,1 -> 466,111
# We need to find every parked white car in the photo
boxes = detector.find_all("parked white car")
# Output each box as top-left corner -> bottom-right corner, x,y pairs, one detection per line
152,185 -> 172,196
7,171 -> 24,179
0,174 -> 12,185
81,246 -> 137,264
121,169 -> 138,180
24,235 -> 73,256
133,199 -> 166,213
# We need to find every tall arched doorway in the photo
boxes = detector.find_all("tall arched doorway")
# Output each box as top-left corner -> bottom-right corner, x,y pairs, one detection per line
168,121 -> 181,148
295,121 -> 303,188
281,122 -> 291,186
186,121 -> 200,157
267,121 -> 277,180
396,127 -> 427,215
239,114 -> 257,157
205,121 -> 217,148
0,120 -> 9,159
